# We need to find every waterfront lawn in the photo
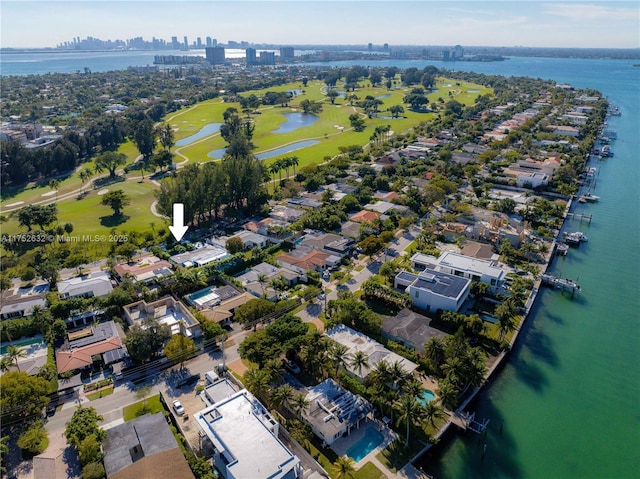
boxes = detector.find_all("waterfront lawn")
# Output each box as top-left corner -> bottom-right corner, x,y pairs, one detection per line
122,394 -> 164,421
376,438 -> 424,473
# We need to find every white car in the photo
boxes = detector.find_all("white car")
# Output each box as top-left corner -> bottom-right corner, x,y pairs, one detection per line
172,400 -> 185,416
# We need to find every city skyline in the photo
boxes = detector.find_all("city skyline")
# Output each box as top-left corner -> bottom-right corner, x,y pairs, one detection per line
1,1 -> 638,49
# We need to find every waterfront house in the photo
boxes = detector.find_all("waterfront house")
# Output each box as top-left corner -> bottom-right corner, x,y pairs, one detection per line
325,324 -> 418,380
300,379 -> 374,446
396,269 -> 470,313
381,308 -> 447,353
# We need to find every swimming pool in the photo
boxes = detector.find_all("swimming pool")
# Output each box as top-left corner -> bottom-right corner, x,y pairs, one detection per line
346,427 -> 384,462
417,389 -> 435,406
0,337 -> 43,355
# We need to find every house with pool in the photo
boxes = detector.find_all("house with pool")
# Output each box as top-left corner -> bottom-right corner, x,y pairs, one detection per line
325,324 -> 418,381
123,296 -> 201,338
300,379 -> 374,446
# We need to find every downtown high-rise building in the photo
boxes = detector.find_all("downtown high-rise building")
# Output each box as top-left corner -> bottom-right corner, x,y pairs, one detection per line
245,48 -> 257,66
206,46 -> 225,65
183,36 -> 189,50
279,46 -> 294,61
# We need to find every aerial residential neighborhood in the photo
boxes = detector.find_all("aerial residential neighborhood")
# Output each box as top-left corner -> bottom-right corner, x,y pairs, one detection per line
0,12 -> 630,479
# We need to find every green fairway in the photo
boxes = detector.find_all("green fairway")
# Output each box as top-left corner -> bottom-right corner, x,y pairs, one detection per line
0,76 -> 490,243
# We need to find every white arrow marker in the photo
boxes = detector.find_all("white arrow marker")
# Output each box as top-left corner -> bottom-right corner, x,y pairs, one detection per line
168,203 -> 189,241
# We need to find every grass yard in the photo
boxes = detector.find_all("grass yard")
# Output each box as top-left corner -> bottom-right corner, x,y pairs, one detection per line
0,76 -> 490,243
86,386 -> 114,401
122,394 -> 164,421
376,438 -> 424,473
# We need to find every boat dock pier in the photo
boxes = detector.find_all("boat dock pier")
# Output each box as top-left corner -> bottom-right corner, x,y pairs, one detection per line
542,274 -> 581,295
566,212 -> 593,224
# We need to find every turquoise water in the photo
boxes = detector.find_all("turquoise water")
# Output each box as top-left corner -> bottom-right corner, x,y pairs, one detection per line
0,337 -> 42,355
175,123 -> 222,146
415,58 -> 640,479
417,390 -> 435,406
186,286 -> 217,301
272,112 -> 319,133
2,52 -> 638,477
346,427 -> 384,462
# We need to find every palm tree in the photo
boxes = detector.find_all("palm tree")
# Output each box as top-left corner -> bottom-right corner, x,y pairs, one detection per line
424,337 -> 446,376
243,367 -> 271,402
329,343 -> 351,380
403,379 -> 423,398
257,273 -> 269,298
5,345 -> 27,371
495,302 -> 517,341
423,401 -> 445,430
349,350 -> 369,378
291,393 -> 310,418
271,384 -> 294,411
332,455 -> 356,479
289,156 -> 299,177
270,160 -> 282,183
48,178 -> 60,201
394,393 -> 425,448
388,360 -> 409,391
264,358 -> 284,387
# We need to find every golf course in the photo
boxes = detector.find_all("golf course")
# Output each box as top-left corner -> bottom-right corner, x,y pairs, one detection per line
0,76 -> 491,250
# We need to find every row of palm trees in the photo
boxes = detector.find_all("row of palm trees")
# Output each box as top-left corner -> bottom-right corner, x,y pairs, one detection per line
269,155 -> 299,183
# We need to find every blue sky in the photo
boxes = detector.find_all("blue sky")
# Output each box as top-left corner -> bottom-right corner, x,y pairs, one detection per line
1,1 -> 638,49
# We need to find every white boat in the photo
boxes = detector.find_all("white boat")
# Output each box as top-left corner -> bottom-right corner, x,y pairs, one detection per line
578,192 -> 600,203
563,231 -> 588,244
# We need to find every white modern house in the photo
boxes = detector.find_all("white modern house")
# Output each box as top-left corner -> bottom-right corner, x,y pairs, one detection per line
325,324 -> 418,380
123,296 -> 201,338
411,251 -> 506,294
396,269 -> 470,313
517,171 -> 549,188
194,389 -> 301,479
300,379 -> 373,446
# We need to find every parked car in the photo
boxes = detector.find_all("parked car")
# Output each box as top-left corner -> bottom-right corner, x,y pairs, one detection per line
282,358 -> 301,375
172,400 -> 185,416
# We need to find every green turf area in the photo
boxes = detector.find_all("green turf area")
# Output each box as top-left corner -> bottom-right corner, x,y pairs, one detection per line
0,76 -> 490,244
122,394 -> 164,421
86,386 -> 114,401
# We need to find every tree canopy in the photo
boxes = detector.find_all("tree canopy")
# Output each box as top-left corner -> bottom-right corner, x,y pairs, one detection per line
0,371 -> 50,422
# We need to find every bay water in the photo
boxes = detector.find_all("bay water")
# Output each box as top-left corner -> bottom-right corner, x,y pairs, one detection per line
2,52 -> 638,477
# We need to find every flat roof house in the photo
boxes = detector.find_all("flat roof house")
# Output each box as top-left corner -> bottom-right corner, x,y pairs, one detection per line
194,389 -> 301,479
123,296 -> 201,338
58,271 -> 113,300
396,269 -> 470,313
103,413 -> 195,479
301,379 -> 373,446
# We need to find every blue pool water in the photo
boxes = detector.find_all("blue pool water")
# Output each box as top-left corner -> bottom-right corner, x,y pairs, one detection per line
346,427 -> 384,462
175,123 -> 222,146
0,337 -> 42,355
272,112 -> 319,133
479,313 -> 498,324
210,140 -> 320,160
187,286 -> 217,301
417,389 -> 436,406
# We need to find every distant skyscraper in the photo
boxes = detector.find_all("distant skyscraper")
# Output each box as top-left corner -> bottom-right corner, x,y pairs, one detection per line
197,37 -> 202,48
183,36 -> 189,50
206,46 -> 225,65
206,36 -> 212,47
279,46 -> 294,61
383,43 -> 389,51
260,51 -> 275,65
171,36 -> 179,49
368,43 -> 373,51
246,48 -> 257,66
212,38 -> 218,46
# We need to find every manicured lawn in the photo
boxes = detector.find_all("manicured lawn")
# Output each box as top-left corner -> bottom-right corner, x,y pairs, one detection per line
354,461 -> 388,479
304,436 -> 387,478
376,438 -> 424,473
86,386 -> 114,401
122,394 -> 164,421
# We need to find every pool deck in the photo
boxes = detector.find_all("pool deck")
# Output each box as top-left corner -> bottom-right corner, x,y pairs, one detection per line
331,420 -> 398,467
